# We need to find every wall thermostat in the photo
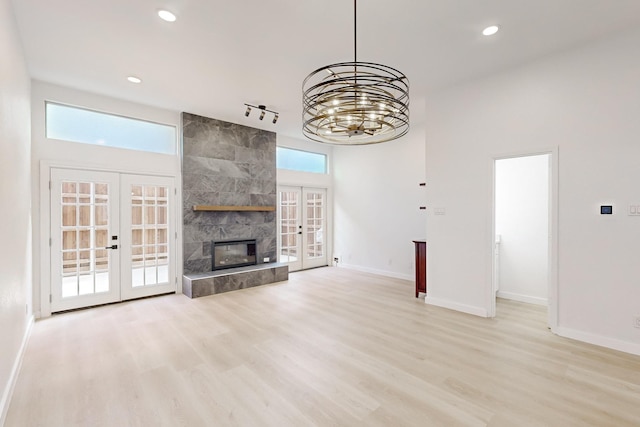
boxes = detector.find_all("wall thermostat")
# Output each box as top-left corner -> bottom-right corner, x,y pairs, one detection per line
600,205 -> 613,215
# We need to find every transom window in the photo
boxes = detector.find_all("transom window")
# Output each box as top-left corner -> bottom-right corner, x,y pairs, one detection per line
276,147 -> 327,174
45,102 -> 176,155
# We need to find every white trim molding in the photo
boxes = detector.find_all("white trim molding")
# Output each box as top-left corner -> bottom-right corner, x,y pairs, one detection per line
0,315 -> 34,425
556,326 -> 640,357
425,296 -> 489,317
497,291 -> 548,306
339,263 -> 413,282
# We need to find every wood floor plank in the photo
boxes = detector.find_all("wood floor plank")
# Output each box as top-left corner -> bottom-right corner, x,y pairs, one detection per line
5,267 -> 640,426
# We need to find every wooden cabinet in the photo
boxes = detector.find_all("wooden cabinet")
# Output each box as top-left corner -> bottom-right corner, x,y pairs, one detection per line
413,240 -> 426,297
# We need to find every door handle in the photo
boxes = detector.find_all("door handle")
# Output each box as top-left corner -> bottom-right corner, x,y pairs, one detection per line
298,232 -> 302,235
105,245 -> 118,250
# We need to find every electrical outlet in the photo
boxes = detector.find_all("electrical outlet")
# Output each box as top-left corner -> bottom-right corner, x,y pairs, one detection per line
634,316 -> 640,329
263,257 -> 269,263
333,257 -> 339,264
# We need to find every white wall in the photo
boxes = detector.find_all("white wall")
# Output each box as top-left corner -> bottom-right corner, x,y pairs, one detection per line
31,81 -> 181,317
0,0 -> 32,422
332,103 -> 427,281
495,154 -> 549,305
425,28 -> 640,354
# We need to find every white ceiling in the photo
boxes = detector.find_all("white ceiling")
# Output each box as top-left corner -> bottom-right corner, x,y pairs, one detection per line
11,0 -> 640,139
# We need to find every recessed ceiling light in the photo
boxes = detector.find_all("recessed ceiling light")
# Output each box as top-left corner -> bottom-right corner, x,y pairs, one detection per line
158,9 -> 177,22
482,25 -> 500,36
127,76 -> 142,84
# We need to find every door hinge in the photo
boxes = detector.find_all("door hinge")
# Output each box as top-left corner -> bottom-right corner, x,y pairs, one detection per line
175,231 -> 178,239
49,294 -> 52,303
174,188 -> 177,195
49,181 -> 51,190
49,237 -> 52,247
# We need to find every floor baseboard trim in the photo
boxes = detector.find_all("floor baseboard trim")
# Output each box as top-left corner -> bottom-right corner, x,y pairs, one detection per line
555,326 -> 640,356
424,296 -> 488,317
0,315 -> 34,426
338,263 -> 413,281
497,291 -> 548,306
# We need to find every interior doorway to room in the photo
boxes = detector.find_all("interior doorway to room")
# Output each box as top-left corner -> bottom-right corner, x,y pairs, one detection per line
277,186 -> 327,272
49,168 -> 176,312
493,154 -> 551,319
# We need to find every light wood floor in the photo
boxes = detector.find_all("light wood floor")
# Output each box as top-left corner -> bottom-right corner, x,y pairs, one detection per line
6,267 -> 640,426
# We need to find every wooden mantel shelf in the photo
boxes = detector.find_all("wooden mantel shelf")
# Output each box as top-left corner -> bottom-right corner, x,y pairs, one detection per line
193,205 -> 276,212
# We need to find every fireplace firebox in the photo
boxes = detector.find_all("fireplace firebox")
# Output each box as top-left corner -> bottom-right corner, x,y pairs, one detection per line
211,239 -> 257,271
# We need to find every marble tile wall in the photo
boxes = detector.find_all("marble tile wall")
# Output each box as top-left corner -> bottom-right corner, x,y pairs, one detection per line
182,113 -> 277,274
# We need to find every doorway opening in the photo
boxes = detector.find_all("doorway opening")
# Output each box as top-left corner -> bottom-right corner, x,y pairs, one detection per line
492,152 -> 557,329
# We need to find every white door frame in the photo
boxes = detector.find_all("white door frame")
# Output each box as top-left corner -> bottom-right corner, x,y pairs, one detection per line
277,185 -> 329,272
488,147 -> 559,332
40,161 -> 179,317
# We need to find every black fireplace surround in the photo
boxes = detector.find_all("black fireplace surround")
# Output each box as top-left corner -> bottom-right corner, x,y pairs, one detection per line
211,239 -> 257,271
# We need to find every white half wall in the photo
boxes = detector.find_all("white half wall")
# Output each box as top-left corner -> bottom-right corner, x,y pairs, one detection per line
0,0 -> 32,422
495,154 -> 549,305
333,101 -> 426,281
425,27 -> 640,353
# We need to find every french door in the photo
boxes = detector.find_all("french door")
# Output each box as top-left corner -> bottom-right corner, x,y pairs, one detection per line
277,186 -> 327,272
50,168 -> 176,312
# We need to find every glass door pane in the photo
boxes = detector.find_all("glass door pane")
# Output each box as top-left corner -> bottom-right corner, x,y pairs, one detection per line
302,188 -> 327,269
120,174 -> 175,300
278,187 -> 302,271
51,169 -> 120,312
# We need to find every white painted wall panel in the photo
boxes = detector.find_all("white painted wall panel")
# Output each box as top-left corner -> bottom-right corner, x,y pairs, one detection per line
425,27 -> 640,352
0,0 -> 32,421
332,105 -> 427,281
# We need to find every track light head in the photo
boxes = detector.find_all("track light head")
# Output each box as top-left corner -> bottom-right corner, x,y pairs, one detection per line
244,103 -> 279,125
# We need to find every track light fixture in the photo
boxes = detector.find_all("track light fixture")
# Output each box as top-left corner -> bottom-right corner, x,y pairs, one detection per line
243,103 -> 279,125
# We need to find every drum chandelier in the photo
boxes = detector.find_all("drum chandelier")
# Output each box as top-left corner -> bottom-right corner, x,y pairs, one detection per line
302,0 -> 410,145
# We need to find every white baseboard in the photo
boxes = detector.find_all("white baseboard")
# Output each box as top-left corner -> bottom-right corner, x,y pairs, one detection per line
497,291 -> 548,306
0,315 -> 34,426
424,296 -> 488,317
338,263 -> 413,281
555,326 -> 640,356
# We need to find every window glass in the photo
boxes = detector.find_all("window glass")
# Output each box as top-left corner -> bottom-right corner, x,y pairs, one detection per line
276,147 -> 327,174
46,102 -> 176,155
